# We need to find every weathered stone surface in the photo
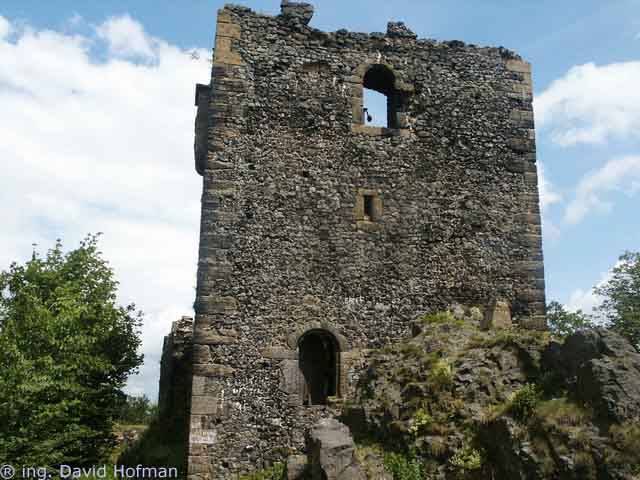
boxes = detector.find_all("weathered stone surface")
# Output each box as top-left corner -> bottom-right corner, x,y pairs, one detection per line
386,21 -> 417,39
481,299 -> 512,330
280,1 -> 314,26
544,329 -> 640,422
192,363 -> 236,377
192,330 -> 237,345
308,418 -> 365,480
350,321 -> 640,480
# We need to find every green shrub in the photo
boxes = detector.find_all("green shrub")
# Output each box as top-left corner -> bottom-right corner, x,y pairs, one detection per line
449,444 -> 482,471
238,463 -> 285,480
430,359 -> 454,389
383,452 -> 424,480
409,409 -> 433,437
507,384 -> 541,422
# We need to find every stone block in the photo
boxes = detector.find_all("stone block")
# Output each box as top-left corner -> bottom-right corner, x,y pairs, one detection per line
213,37 -> 243,66
217,22 -> 241,39
262,346 -> 298,360
193,344 -> 212,363
308,418 -> 366,480
192,375 -> 206,396
195,296 -> 238,314
192,363 -> 235,377
481,299 -> 512,330
191,395 -> 221,415
506,59 -> 531,73
193,330 -> 237,345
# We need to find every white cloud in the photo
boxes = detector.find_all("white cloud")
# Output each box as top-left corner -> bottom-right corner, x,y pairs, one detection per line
565,260 -> 623,317
96,14 -> 156,59
0,15 -> 209,399
535,61 -> 640,146
566,288 -> 603,315
537,162 -> 562,240
0,16 -> 11,39
538,162 -> 562,211
564,155 -> 640,224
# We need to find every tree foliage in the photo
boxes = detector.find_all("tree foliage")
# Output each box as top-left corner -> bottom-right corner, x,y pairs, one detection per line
0,235 -> 143,468
116,395 -> 157,425
546,301 -> 592,338
595,251 -> 640,350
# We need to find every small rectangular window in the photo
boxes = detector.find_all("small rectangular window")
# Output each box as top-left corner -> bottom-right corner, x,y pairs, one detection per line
363,195 -> 374,221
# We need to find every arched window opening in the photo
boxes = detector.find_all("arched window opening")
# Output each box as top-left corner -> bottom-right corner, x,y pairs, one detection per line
363,65 -> 398,129
299,329 -> 339,406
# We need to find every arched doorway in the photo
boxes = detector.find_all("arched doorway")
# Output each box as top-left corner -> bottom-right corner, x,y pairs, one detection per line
298,329 -> 339,406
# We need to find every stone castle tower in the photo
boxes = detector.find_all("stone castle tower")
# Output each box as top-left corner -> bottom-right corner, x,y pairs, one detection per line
184,1 -> 545,478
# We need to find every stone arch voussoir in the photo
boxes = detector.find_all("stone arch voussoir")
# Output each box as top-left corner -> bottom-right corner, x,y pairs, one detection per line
287,321 -> 350,351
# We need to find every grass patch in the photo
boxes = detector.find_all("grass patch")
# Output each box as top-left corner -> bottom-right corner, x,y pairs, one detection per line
238,463 -> 285,480
467,329 -> 551,350
535,398 -> 591,427
117,417 -> 185,477
608,423 -> 640,473
420,312 -> 455,326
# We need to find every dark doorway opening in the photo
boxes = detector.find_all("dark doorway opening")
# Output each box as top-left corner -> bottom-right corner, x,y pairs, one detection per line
299,330 -> 339,406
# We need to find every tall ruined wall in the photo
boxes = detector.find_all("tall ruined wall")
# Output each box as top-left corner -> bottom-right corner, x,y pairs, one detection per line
188,2 -> 545,478
158,316 -> 193,423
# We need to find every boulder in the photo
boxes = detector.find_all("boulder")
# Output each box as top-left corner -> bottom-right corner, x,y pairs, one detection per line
307,418 -> 366,480
548,328 -> 640,422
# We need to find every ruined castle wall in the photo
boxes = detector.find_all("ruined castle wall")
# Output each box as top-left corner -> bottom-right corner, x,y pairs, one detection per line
188,3 -> 545,478
158,317 -> 193,420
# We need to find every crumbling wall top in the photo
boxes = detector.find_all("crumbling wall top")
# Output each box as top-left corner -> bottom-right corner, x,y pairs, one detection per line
280,0 -> 314,26
218,2 -> 523,60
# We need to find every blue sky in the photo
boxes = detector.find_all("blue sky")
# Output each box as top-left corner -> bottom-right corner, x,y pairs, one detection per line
1,0 -> 639,398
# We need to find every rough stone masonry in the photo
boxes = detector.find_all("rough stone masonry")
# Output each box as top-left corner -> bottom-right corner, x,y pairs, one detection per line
180,1 -> 546,478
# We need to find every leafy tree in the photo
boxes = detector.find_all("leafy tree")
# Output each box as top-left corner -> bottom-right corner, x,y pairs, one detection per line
116,395 -> 158,425
0,235 -> 143,469
595,251 -> 640,350
546,301 -> 592,338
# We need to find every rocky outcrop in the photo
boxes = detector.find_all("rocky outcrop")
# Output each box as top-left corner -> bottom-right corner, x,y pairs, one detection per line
543,328 -> 640,422
343,315 -> 640,480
